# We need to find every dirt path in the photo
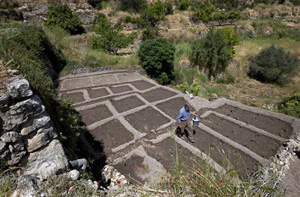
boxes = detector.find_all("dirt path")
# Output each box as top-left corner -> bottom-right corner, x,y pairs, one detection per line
59,70 -> 300,194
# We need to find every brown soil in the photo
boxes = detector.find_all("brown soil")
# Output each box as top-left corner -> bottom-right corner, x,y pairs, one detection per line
141,88 -> 176,103
90,119 -> 134,155
214,104 -> 293,139
125,107 -> 169,133
111,95 -> 145,113
88,88 -> 109,99
79,105 -> 113,125
145,137 -> 196,171
130,80 -> 155,90
63,92 -> 85,104
156,97 -> 193,119
110,85 -> 132,94
192,127 -> 260,178
114,155 -> 145,184
202,114 -> 282,159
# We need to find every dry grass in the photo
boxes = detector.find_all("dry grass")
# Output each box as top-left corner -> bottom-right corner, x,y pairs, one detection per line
0,59 -> 8,95
221,38 -> 300,108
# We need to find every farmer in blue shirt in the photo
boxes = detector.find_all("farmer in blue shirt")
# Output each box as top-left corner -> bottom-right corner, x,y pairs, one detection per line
177,103 -> 197,143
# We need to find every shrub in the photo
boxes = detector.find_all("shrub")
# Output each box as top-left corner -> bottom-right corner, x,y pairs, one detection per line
142,26 -> 157,40
178,0 -> 191,11
164,2 -> 173,15
143,0 -> 166,26
193,3 -> 215,22
0,26 -> 80,158
138,38 -> 175,84
91,14 -> 135,54
45,4 -> 85,35
213,11 -> 228,25
279,92 -> 300,118
247,45 -> 300,85
119,0 -> 147,13
190,28 -> 234,80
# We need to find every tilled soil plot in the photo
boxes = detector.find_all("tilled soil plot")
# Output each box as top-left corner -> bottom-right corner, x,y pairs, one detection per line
88,88 -> 110,99
111,95 -> 145,113
141,88 -> 176,103
79,105 -> 113,125
110,85 -> 132,94
214,104 -> 293,138
125,107 -> 170,133
90,119 -> 134,155
201,114 -> 282,159
62,92 -> 85,104
130,80 -> 155,90
192,127 -> 260,178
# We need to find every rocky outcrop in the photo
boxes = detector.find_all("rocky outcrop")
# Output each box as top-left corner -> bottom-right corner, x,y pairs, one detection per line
0,75 -> 69,180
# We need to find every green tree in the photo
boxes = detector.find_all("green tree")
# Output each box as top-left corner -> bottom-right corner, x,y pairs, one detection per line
248,45 -> 300,85
143,0 -> 166,26
216,27 -> 240,58
138,38 -> 175,84
190,28 -> 233,80
45,4 -> 84,35
91,14 -> 135,54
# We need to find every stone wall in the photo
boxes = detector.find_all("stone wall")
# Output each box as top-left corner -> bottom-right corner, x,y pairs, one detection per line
0,71 -> 69,180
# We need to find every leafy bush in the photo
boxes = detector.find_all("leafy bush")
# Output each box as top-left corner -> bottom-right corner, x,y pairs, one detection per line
279,92 -> 300,118
91,14 -> 136,54
142,26 -> 158,40
143,0 -> 166,26
119,0 -> 147,13
138,38 -> 175,84
248,45 -> 300,85
164,2 -> 173,15
190,28 -> 235,80
0,26 -> 80,157
45,4 -> 85,35
178,0 -> 191,11
193,3 -> 215,22
124,16 -> 147,28
216,27 -> 240,58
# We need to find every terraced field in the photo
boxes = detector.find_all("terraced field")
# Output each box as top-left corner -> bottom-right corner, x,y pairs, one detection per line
59,71 -> 300,184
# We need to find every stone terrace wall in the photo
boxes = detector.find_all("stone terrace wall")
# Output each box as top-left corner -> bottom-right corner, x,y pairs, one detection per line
0,71 -> 68,180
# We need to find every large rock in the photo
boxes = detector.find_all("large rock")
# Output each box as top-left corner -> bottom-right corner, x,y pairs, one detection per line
0,140 -> 6,153
1,95 -> 44,131
11,175 -> 41,197
20,113 -> 51,136
0,94 -> 11,110
24,139 -> 69,180
7,78 -> 33,99
0,131 -> 20,143
8,151 -> 27,165
26,126 -> 57,152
